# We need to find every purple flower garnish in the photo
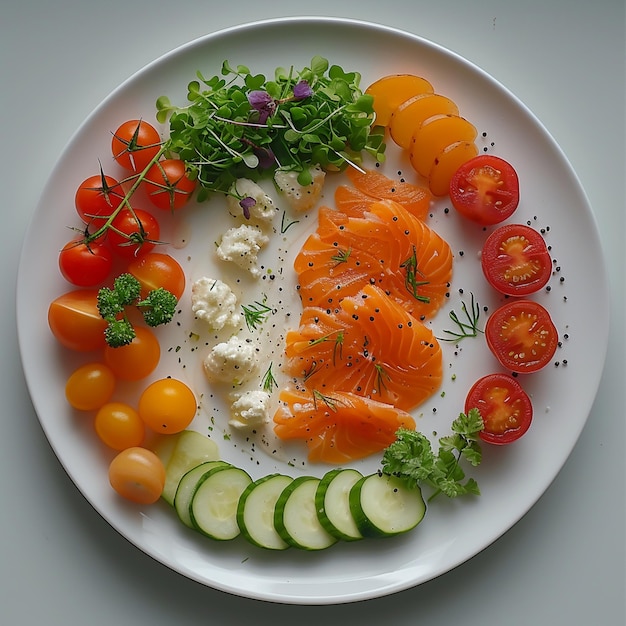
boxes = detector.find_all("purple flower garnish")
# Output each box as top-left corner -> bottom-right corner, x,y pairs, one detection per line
239,196 -> 256,220
293,80 -> 313,100
247,90 -> 276,123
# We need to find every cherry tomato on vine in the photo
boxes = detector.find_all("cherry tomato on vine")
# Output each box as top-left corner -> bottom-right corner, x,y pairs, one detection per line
58,237 -> 113,287
65,362 -> 116,411
138,378 -> 197,435
75,173 -> 124,223
485,299 -> 558,373
449,154 -> 520,225
111,119 -> 162,173
465,373 -> 533,444
108,208 -> 160,260
127,252 -> 185,300
103,325 -> 160,381
95,402 -> 145,450
144,159 -> 196,212
481,223 -> 552,296
48,289 -> 108,352
108,446 -> 165,504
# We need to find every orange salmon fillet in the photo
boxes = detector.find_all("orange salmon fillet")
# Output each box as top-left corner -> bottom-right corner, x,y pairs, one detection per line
284,284 -> 443,412
338,166 -> 432,221
295,199 -> 452,320
274,386 -> 416,464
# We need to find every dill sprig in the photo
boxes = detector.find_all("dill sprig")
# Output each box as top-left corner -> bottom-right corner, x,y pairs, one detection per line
400,246 -> 430,303
241,299 -> 272,331
438,293 -> 483,342
261,363 -> 278,393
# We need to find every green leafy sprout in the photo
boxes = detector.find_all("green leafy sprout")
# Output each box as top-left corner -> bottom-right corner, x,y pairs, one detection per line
381,408 -> 484,501
97,273 -> 177,347
156,56 -> 386,202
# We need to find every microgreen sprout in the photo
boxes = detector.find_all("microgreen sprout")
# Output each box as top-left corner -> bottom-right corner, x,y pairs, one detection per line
156,55 -> 386,201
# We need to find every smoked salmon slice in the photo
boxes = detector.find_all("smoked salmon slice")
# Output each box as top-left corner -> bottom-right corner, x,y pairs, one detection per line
295,199 -> 452,320
284,284 -> 443,412
341,166 -> 432,221
274,386 -> 416,464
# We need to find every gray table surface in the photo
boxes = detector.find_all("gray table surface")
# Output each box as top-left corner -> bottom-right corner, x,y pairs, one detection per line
2,1 -> 624,624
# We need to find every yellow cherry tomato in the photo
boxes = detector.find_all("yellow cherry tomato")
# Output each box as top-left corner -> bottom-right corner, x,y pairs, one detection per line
108,447 -> 165,504
95,402 -> 145,450
65,362 -> 116,411
138,378 -> 197,434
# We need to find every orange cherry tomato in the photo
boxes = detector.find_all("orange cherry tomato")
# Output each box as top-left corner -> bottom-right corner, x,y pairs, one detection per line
65,362 -> 116,411
95,402 -> 145,450
48,289 -> 108,352
103,325 -> 160,381
108,446 -> 165,504
127,252 -> 186,300
138,378 -> 197,434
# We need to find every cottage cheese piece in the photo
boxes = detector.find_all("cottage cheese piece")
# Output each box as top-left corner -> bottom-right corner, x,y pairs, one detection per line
228,390 -> 271,430
202,335 -> 259,385
274,165 -> 326,212
191,277 -> 241,330
226,178 -> 277,224
215,224 -> 270,277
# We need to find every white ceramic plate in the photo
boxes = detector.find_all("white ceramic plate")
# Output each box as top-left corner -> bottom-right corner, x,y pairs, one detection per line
17,17 -> 609,604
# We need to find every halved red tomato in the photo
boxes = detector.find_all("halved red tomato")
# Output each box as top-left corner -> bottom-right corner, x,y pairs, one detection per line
481,223 -> 552,296
465,373 -> 533,444
449,154 -> 519,225
485,299 -> 558,373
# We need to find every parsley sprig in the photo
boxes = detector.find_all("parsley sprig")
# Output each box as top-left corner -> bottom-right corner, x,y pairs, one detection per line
156,56 -> 385,201
381,409 -> 484,500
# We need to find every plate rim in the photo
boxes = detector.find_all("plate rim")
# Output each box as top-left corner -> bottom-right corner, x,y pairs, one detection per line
16,16 -> 610,605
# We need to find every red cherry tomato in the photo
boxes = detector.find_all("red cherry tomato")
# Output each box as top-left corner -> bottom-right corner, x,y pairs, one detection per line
449,154 -> 520,225
127,252 -> 185,300
48,289 -> 108,352
75,173 -> 124,223
481,223 -> 552,296
58,237 -> 113,287
485,299 -> 558,373
111,120 -> 162,173
144,159 -> 196,212
465,373 -> 533,444
108,208 -> 160,260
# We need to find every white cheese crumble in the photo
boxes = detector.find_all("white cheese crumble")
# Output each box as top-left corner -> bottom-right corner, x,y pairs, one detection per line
228,390 -> 271,430
215,224 -> 270,277
274,165 -> 326,212
190,277 -> 241,330
202,335 -> 259,385
226,178 -> 277,225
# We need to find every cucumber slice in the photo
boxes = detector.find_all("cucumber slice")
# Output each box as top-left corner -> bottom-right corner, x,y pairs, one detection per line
315,469 -> 364,541
174,461 -> 230,528
190,466 -> 252,540
237,474 -> 293,550
349,473 -> 426,538
274,476 -> 338,551
161,430 -> 220,505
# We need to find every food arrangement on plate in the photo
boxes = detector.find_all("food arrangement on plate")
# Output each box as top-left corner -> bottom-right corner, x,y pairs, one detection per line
45,54 -> 565,552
